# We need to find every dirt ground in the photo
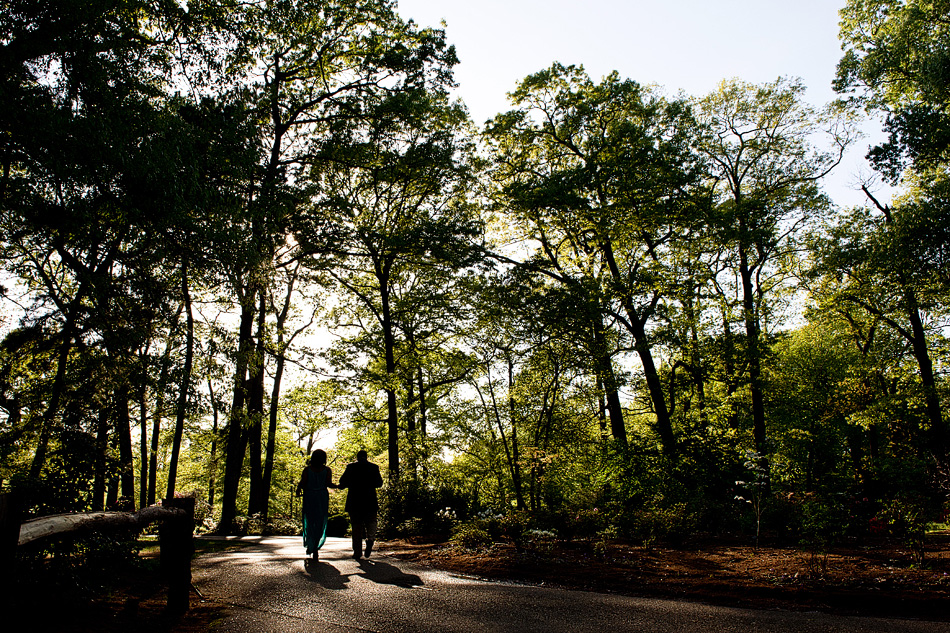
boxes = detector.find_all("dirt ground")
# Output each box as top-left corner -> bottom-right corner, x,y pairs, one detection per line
381,533 -> 950,621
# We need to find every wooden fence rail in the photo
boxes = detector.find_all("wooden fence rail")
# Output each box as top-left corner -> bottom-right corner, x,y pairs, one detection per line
1,493 -> 196,612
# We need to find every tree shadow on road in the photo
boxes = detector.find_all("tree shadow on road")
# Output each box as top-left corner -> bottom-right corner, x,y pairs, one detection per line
303,558 -> 350,590
356,558 -> 423,588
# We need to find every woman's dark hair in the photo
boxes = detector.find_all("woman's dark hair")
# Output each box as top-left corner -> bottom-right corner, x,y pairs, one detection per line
310,449 -> 327,467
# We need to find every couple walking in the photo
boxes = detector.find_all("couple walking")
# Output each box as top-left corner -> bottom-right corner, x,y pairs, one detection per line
296,449 -> 383,561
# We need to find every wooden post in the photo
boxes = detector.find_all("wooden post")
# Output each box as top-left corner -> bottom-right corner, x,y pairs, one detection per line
0,492 -> 19,569
159,497 -> 195,613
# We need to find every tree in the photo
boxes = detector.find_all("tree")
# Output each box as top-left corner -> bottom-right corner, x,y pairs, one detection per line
0,0 -> 207,494
484,63 -> 702,456
209,0 -> 466,531
833,0 -> 950,467
695,77 -> 853,455
836,0 -> 950,179
300,82 -> 479,482
808,191 -> 950,466
261,257 -> 318,520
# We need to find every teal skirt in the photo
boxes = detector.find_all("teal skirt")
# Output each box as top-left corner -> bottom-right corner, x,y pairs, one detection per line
301,468 -> 329,554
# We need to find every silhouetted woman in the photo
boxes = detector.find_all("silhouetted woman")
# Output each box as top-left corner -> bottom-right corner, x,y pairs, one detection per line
296,449 -> 335,560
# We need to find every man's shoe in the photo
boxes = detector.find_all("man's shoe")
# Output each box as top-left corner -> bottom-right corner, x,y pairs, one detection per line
352,552 -> 362,559
364,548 -> 372,558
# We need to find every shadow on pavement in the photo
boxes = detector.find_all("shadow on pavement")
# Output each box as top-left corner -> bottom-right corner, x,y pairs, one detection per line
303,558 -> 350,590
357,558 -> 424,588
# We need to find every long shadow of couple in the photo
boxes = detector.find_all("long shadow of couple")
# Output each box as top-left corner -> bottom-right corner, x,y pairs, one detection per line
304,557 -> 423,591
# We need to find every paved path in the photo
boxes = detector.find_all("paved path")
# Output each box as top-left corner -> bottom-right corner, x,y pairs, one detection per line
192,536 -> 949,633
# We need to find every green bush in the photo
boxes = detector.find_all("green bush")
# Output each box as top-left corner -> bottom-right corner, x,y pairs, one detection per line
450,523 -> 493,550
799,495 -> 849,549
246,514 -> 265,535
380,479 -> 467,539
500,510 -> 530,550
571,507 -> 607,541
761,493 -> 804,542
525,528 -> 557,552
530,508 -> 572,540
880,494 -> 929,564
393,517 -> 425,537
620,503 -> 697,547
265,515 -> 302,536
192,498 -> 216,533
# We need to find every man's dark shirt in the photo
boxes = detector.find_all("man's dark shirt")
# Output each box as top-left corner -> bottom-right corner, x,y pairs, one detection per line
337,459 -> 383,516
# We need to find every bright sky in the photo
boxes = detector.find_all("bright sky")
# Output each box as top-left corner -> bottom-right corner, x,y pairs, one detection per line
397,0 -> 883,207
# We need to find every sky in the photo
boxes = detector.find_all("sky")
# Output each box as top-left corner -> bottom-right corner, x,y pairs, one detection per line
396,0 -> 884,208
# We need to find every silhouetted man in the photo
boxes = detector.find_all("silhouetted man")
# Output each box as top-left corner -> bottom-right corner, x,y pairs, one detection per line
337,450 -> 384,559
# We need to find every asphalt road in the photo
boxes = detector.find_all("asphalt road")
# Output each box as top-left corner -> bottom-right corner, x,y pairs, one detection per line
191,536 -> 949,633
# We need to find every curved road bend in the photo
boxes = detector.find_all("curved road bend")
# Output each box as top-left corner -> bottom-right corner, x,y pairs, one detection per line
191,536 -> 948,633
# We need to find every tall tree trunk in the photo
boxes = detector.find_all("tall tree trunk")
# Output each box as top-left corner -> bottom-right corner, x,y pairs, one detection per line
246,291 -> 267,517
739,240 -> 767,454
262,262 -> 307,519
630,315 -> 676,454
139,383 -> 148,508
405,378 -> 418,481
114,384 -> 135,506
483,356 -> 522,510
721,309 -> 740,430
92,406 -> 109,511
261,356 -> 283,522
208,379 -> 219,509
262,331 -> 287,521
106,476 -> 118,508
149,302 -> 183,506
31,239 -> 126,478
166,265 -> 195,499
592,321 -> 627,446
905,289 -> 947,463
29,310 -> 78,478
219,295 -> 255,533
416,366 -> 430,480
138,347 -> 150,508
507,356 -> 525,510
600,240 -> 675,455
685,276 -> 709,426
417,366 -> 428,438
596,377 -> 609,439
864,187 -> 947,465
379,270 -> 400,481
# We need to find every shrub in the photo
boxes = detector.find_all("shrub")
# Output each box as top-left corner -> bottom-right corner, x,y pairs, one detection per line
193,498 -> 216,533
799,495 -> 849,550
571,507 -> 606,541
393,517 -> 424,538
326,514 -> 349,538
525,529 -> 556,552
246,514 -> 265,535
881,494 -> 929,564
620,503 -> 697,548
763,493 -> 804,542
262,515 -> 301,536
14,529 -> 142,600
379,479 -> 468,539
500,510 -> 530,550
450,524 -> 493,550
470,509 -> 504,540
